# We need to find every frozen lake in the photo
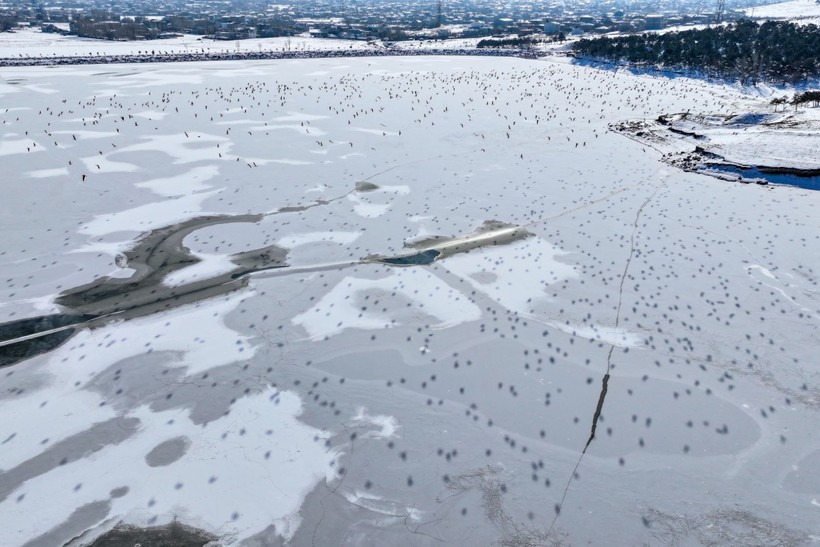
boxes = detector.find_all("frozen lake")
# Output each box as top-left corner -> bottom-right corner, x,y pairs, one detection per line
0,56 -> 818,546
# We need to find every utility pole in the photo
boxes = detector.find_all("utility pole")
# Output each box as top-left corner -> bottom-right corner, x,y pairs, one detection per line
436,0 -> 442,28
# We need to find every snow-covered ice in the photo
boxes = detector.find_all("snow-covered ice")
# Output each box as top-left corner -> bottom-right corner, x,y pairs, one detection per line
0,54 -> 818,546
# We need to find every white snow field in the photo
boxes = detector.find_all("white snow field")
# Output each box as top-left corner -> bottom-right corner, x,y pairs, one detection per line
746,0 -> 820,24
0,55 -> 818,546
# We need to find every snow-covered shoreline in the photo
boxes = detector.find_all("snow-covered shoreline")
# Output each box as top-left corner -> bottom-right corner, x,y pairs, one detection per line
0,47 -> 537,67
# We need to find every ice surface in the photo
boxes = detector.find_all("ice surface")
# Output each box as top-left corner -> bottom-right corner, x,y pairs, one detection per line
80,190 -> 221,238
135,165 -> 219,197
2,389 -> 339,544
0,138 -> 45,156
276,231 -> 361,249
0,55 -> 817,546
351,407 -> 401,439
545,321 -> 644,348
441,237 -> 576,317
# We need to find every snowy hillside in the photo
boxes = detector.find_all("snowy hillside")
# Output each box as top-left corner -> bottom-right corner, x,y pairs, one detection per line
746,0 -> 820,23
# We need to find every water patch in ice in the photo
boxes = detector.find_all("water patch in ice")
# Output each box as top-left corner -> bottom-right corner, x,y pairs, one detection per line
370,220 -> 533,269
705,163 -> 820,191
65,214 -> 286,318
378,249 -> 441,266
0,215 -> 291,367
0,314 -> 91,369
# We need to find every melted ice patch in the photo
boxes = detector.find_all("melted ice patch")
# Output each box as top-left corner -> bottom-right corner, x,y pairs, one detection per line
161,252 -> 237,287
440,237 -> 576,317
52,130 -> 119,140
345,185 -> 407,218
0,139 -> 44,156
342,490 -> 421,521
27,167 -> 69,178
0,389 -> 114,471
292,269 -> 481,340
135,165 -> 219,198
117,133 -> 229,164
248,157 -> 315,166
546,321 -> 644,348
1,388 -> 340,545
746,264 -> 820,320
79,189 -> 220,237
351,407 -> 400,439
347,194 -> 391,218
304,184 -> 328,194
262,124 -> 327,136
81,155 -> 139,173
374,184 -> 410,195
271,112 -> 329,123
277,231 -> 361,248
351,127 -> 399,136
747,264 -> 776,280
79,291 -> 252,376
133,110 -> 169,120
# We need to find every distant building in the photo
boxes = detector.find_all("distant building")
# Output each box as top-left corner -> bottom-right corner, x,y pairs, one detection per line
645,14 -> 665,30
543,20 -> 559,34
